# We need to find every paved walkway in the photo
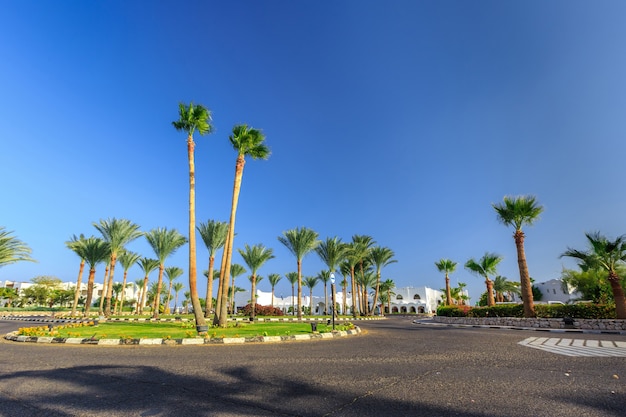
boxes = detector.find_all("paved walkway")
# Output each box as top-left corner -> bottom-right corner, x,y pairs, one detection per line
518,336 -> 626,357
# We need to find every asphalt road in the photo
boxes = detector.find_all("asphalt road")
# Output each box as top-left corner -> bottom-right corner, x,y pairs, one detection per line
1,317 -> 624,417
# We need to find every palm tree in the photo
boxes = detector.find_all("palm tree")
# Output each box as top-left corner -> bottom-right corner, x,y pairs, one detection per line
285,272 -> 298,315
339,261 -> 352,315
357,267 -> 377,314
380,279 -> 396,314
267,273 -> 282,308
93,218 -> 142,317
144,227 -> 187,319
172,102 -> 213,328
137,257 -> 159,314
493,275 -> 520,302
172,282 -> 184,313
456,282 -> 468,305
278,227 -> 320,319
80,237 -> 110,316
116,250 -> 141,314
346,235 -> 375,317
111,283 -> 125,313
0,227 -> 35,267
435,259 -> 457,306
561,232 -> 626,319
197,220 -> 228,318
465,253 -> 502,307
315,236 -> 348,314
134,278 -> 145,313
228,263 -> 247,314
316,270 -> 331,315
493,195 -> 543,317
164,266 -> 183,314
65,234 -> 87,316
238,244 -> 274,320
304,276 -> 319,314
369,246 -> 397,315
98,258 -> 110,315
217,124 -> 270,327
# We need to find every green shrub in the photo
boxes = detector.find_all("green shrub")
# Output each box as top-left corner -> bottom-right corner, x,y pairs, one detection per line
534,303 -> 616,319
468,304 -> 524,318
436,305 -> 470,317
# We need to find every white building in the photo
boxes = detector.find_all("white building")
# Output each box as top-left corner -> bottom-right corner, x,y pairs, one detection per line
532,278 -> 582,303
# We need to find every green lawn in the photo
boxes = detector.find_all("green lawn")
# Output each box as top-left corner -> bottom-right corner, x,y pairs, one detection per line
17,320 -> 354,340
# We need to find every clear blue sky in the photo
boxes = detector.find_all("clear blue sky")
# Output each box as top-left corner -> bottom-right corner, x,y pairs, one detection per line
2,1 -> 626,303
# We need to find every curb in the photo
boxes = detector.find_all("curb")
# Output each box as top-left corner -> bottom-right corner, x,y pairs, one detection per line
3,326 -> 361,346
412,319 -> 626,335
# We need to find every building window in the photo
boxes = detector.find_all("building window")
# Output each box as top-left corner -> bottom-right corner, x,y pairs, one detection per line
396,295 -> 403,300
413,294 -> 421,300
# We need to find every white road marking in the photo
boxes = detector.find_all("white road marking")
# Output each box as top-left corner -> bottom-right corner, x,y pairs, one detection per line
519,337 -> 626,357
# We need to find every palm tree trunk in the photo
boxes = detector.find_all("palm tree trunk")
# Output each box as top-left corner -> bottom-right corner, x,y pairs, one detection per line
297,260 -> 303,319
445,274 -> 452,306
105,255 -> 117,317
486,278 -> 495,306
84,268 -> 96,317
250,275 -> 257,320
153,265 -> 164,319
370,272 -> 381,315
214,230 -> 230,325
140,276 -> 149,314
99,266 -> 109,315
187,134 -> 206,329
350,268 -> 357,318
219,156 -> 245,327
119,271 -> 128,315
204,256 -> 215,318
608,272 -> 626,319
291,284 -> 295,316
515,231 -> 536,317
323,282 -> 328,315
342,280 -> 347,315
71,260 -> 85,316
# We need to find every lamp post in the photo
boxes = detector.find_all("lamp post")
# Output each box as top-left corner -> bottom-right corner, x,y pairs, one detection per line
330,273 -> 336,331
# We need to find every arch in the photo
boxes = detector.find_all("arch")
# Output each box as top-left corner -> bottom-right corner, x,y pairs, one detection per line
418,306 -> 425,313
400,306 -> 407,313
392,306 -> 399,313
409,306 -> 416,313
413,294 -> 421,300
396,294 -> 403,300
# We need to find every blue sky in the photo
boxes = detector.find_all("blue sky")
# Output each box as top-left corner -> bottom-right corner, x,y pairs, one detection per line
2,1 -> 626,304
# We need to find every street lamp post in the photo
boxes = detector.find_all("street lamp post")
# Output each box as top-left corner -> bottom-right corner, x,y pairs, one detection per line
330,273 -> 336,331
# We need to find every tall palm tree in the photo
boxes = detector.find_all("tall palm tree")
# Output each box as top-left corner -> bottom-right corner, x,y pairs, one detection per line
134,278 -> 145,314
217,124 -> 270,327
144,228 -> 187,319
278,227 -> 320,319
346,235 -> 375,317
435,258 -> 457,306
493,275 -> 520,302
93,218 -> 142,317
80,237 -> 110,317
379,278 -> 395,315
137,257 -> 159,314
339,261 -> 352,315
116,250 -> 141,314
561,232 -> 626,319
0,227 -> 35,267
172,281 -> 184,313
164,266 -> 183,314
304,276 -> 319,314
285,272 -> 298,316
172,102 -> 213,329
267,273 -> 282,308
315,237 -> 348,314
66,234 -> 87,316
368,246 -> 397,315
493,195 -> 543,317
238,244 -> 274,320
228,263 -> 247,314
98,258 -> 110,315
197,220 -> 228,318
465,253 -> 502,307
357,267 -> 377,314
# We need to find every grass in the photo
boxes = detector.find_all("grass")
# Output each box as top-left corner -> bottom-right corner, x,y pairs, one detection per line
16,320 -> 355,340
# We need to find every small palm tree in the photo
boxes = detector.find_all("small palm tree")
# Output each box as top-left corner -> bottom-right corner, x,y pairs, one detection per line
172,282 -> 184,313
238,244 -> 274,319
493,275 -> 520,302
465,253 -> 502,307
346,235 -> 375,317
561,232 -> 626,319
316,270 -> 331,315
316,236 -> 349,315
172,102 -> 213,329
369,246 -> 397,315
197,220 -> 228,318
379,279 -> 395,315
228,263 -> 247,314
456,282 -> 468,305
93,218 -> 142,316
79,237 -> 110,316
144,228 -> 187,318
285,272 -> 298,315
267,273 -> 282,308
134,278 -> 145,314
435,259 -> 457,306
0,227 -> 35,267
137,257 -> 159,314
493,195 -> 543,317
304,276 -> 319,314
278,227 -> 320,319
164,266 -> 183,314
217,124 -> 270,327
116,250 -> 141,314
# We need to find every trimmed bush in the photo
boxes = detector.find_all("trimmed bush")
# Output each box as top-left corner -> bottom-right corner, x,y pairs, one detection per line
436,305 -> 470,317
437,303 -> 617,319
240,303 -> 284,317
